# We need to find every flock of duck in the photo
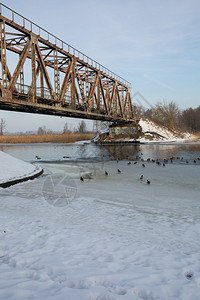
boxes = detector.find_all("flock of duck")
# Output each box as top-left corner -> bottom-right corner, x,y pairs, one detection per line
79,154 -> 200,185
34,152 -> 199,186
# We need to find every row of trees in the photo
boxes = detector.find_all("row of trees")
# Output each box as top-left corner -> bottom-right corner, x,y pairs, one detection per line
37,121 -> 88,135
0,119 -> 89,136
62,120 -> 87,134
181,106 -> 200,132
135,101 -> 200,132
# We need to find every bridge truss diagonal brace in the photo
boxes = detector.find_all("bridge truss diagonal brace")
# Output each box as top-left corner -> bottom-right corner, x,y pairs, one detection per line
108,81 -> 117,114
127,88 -> 134,119
122,90 -> 128,116
59,60 -> 72,102
99,75 -> 108,115
116,86 -> 123,118
87,73 -> 98,109
9,38 -> 32,92
35,42 -> 55,101
74,61 -> 86,104
59,61 -> 72,102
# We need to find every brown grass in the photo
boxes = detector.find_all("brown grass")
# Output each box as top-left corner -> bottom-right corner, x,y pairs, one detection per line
185,132 -> 200,143
0,132 -> 94,144
191,132 -> 200,142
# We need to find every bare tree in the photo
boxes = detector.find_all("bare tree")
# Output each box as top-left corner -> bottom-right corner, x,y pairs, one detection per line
37,126 -> 47,135
77,120 -> 87,133
0,118 -> 6,135
63,121 -> 71,134
133,105 -> 145,119
152,101 -> 180,129
92,120 -> 100,133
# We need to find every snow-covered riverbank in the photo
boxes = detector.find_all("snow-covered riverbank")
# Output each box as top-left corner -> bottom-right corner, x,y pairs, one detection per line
0,151 -> 43,187
138,119 -> 194,143
0,152 -> 200,299
94,119 -> 196,144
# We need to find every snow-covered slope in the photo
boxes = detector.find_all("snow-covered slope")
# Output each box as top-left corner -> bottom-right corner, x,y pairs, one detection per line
139,119 -> 193,143
0,151 -> 43,187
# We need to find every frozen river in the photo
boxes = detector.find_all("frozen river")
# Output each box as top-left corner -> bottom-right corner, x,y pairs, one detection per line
0,142 -> 200,299
1,141 -> 200,163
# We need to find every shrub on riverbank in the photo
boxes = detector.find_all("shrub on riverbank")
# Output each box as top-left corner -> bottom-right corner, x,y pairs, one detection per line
0,132 -> 94,144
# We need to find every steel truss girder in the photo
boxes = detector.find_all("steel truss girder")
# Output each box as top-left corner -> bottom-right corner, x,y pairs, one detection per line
0,5 -> 134,122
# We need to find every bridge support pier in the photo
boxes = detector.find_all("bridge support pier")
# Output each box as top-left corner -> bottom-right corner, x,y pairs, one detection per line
109,122 -> 141,140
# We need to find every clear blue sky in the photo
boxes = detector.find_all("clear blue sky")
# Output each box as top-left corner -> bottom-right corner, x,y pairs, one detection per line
1,0 -> 200,132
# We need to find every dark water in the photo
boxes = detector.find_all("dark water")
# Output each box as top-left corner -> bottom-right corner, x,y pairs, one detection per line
1,142 -> 200,164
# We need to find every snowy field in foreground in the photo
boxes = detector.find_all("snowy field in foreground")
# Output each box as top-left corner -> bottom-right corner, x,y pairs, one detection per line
0,155 -> 200,300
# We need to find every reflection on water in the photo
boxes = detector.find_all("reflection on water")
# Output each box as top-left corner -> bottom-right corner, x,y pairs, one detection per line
0,142 -> 200,163
140,143 -> 200,161
0,143 -> 141,162
99,144 -> 140,160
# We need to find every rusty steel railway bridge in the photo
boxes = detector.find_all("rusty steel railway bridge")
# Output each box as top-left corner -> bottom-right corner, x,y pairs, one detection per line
0,3 -> 134,123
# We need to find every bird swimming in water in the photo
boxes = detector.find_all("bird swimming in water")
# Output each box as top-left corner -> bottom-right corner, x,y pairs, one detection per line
133,162 -> 137,165
127,162 -> 131,165
140,175 -> 143,180
142,164 -> 145,167
105,171 -> 108,175
117,169 -> 121,173
80,176 -> 84,182
147,179 -> 151,185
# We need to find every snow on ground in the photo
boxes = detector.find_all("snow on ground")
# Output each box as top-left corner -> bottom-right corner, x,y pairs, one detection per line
138,119 -> 194,143
0,154 -> 200,299
0,151 -> 42,186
